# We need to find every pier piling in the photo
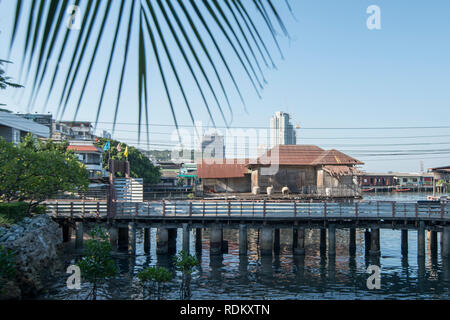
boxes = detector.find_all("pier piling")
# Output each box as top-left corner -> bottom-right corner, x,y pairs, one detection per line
143,227 -> 150,253
442,227 -> 450,259
109,226 -> 118,251
401,229 -> 408,255
369,228 -> 380,256
417,221 -> 425,257
182,224 -> 190,253
239,224 -> 247,255
294,228 -> 305,255
320,229 -> 327,254
128,223 -> 136,255
328,225 -> 336,257
195,228 -> 202,252
75,222 -> 83,249
156,228 -> 169,255
274,229 -> 280,255
260,227 -> 273,256
168,228 -> 177,254
210,226 -> 223,255
349,228 -> 356,256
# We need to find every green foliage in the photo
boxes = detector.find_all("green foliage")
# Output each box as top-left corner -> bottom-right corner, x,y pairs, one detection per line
77,227 -> 117,300
137,266 -> 172,300
94,138 -> 160,185
0,135 -> 89,208
173,250 -> 199,300
173,250 -> 200,275
0,60 -> 22,91
0,245 -> 16,294
186,193 -> 195,200
0,202 -> 30,225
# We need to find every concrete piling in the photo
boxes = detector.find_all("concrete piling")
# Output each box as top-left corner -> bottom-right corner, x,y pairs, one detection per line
328,224 -> 336,257
417,221 -> 425,257
210,226 -> 223,255
128,223 -> 136,255
320,228 -> 327,253
195,228 -> 202,252
369,228 -> 380,256
364,229 -> 371,253
143,228 -> 150,253
75,222 -> 83,249
156,228 -> 169,254
294,228 -> 305,255
118,227 -> 129,250
442,227 -> 450,259
239,224 -> 248,255
182,224 -> 190,253
401,229 -> 408,255
430,230 -> 438,258
109,226 -> 118,251
168,228 -> 177,254
260,227 -> 273,256
273,229 -> 280,255
349,228 -> 356,256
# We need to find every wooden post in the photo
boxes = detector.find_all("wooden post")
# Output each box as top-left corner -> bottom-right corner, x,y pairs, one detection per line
70,202 -> 74,219
239,224 -> 247,255
189,202 -> 193,217
294,202 -> 297,217
418,221 -> 425,257
355,202 -> 359,218
228,201 -> 231,217
162,200 -> 166,216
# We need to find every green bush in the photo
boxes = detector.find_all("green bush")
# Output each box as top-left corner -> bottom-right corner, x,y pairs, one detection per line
0,202 -> 30,224
0,245 -> 16,294
31,205 -> 46,215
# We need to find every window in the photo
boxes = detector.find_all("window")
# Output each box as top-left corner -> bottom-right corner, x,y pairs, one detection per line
12,128 -> 21,144
403,178 -> 408,183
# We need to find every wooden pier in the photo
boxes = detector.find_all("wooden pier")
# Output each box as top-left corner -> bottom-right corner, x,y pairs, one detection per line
45,199 -> 450,259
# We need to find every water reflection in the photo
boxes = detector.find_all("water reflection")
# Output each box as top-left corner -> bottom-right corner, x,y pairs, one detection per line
37,193 -> 450,300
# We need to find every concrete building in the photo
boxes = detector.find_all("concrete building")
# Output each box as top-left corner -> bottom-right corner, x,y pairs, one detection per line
0,111 -> 50,143
67,140 -> 106,179
248,145 -> 363,196
201,133 -> 225,160
197,159 -> 252,193
59,121 -> 94,141
270,112 -> 296,148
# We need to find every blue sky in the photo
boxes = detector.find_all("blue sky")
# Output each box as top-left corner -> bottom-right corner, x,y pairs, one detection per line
1,0 -> 449,172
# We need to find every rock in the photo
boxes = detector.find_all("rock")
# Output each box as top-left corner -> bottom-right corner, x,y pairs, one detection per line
0,215 -> 63,299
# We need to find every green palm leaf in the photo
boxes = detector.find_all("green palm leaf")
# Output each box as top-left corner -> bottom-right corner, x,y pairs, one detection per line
3,0 -> 292,145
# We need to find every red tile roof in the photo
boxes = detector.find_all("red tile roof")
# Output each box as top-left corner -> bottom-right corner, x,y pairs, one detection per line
197,159 -> 252,179
67,145 -> 102,153
253,145 -> 363,166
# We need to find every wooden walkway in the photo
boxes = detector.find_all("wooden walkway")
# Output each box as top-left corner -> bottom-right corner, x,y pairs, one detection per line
45,200 -> 450,226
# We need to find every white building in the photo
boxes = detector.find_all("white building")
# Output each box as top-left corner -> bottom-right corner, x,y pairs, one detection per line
270,111 -> 296,148
0,111 -> 50,144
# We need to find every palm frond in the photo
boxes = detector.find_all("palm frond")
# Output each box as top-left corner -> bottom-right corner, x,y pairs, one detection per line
2,0 -> 291,144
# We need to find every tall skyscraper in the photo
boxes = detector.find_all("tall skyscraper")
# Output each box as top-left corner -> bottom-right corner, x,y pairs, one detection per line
201,133 -> 225,160
270,111 -> 297,148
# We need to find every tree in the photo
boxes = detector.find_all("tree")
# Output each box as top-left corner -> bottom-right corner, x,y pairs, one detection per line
137,266 -> 172,300
95,138 -> 160,185
173,250 -> 199,300
4,1 -> 291,142
0,59 -> 22,106
77,227 -> 117,300
0,135 -> 89,210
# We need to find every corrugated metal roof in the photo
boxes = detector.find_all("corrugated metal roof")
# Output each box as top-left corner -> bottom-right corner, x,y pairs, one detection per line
0,111 -> 50,138
323,165 -> 363,177
197,159 -> 251,179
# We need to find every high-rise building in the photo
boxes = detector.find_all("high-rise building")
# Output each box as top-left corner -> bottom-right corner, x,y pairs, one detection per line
270,111 -> 296,148
200,133 -> 225,160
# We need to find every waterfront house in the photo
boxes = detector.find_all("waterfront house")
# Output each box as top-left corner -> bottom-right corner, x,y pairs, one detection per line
0,110 -> 50,143
197,159 -> 253,193
67,140 -> 107,180
248,145 -> 363,197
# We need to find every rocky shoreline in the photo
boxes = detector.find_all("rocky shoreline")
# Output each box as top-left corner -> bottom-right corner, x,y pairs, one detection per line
0,215 -> 63,299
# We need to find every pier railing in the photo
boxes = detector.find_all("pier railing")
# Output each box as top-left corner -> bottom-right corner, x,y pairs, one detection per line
44,200 -> 450,220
